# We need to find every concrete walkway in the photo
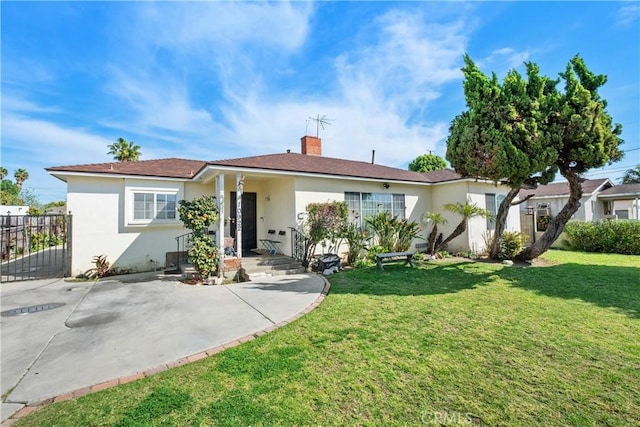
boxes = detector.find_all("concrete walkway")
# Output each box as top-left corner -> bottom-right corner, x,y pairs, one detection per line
0,273 -> 327,423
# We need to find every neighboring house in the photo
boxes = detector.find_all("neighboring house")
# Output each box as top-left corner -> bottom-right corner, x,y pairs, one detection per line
518,178 -> 613,226
47,135 -> 521,275
597,183 -> 640,220
517,178 -> 639,239
0,205 -> 29,216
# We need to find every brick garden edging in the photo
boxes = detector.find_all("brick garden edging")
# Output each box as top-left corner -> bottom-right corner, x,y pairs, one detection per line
2,277 -> 331,426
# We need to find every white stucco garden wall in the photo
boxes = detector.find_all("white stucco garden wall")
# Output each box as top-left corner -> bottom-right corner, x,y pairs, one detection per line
66,176 -> 206,275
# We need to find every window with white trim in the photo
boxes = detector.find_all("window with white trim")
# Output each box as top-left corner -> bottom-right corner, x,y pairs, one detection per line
485,193 -> 497,231
345,192 -> 405,226
131,192 -> 177,222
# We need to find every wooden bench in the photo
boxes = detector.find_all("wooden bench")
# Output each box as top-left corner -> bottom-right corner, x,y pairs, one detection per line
375,252 -> 414,271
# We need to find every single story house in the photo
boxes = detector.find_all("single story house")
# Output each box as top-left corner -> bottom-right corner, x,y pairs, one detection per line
518,178 -> 614,224
519,178 -> 640,223
47,135 -> 521,276
596,183 -> 640,220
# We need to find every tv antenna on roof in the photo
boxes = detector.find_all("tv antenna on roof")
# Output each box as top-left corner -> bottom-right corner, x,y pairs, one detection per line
307,114 -> 333,138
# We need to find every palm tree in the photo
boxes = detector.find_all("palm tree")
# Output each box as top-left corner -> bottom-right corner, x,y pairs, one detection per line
14,168 -> 29,190
0,167 -> 7,181
421,212 -> 447,255
107,137 -> 141,162
434,202 -> 491,253
621,165 -> 640,184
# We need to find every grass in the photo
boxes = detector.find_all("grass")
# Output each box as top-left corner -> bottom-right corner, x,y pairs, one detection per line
14,250 -> 640,426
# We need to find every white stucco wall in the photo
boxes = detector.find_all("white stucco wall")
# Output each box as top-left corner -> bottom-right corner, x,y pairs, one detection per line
261,177 -> 295,254
293,176 -> 431,256
612,200 -> 637,219
0,206 -> 29,216
430,181 -> 521,254
65,170 -> 523,273
66,176 -> 199,275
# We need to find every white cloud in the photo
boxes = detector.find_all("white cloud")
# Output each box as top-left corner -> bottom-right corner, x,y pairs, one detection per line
134,2 -> 313,53
336,9 -> 466,110
1,112 -> 115,202
1,94 -> 60,114
478,47 -> 530,73
220,8 -> 467,166
615,4 -> 639,28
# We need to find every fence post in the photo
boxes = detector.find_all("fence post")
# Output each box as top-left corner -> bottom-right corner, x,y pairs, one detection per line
65,213 -> 73,277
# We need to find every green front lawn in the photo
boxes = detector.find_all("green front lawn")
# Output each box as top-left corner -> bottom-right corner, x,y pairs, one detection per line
16,250 -> 640,426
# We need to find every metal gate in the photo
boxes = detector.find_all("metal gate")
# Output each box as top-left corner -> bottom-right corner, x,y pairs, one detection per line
520,212 -> 535,245
0,214 -> 71,282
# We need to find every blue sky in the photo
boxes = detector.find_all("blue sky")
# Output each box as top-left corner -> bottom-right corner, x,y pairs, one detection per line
2,1 -> 639,203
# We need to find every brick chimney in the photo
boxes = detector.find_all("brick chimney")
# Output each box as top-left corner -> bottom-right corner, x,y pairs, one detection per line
301,135 -> 322,156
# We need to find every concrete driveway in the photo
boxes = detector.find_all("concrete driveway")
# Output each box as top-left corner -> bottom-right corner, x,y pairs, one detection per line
0,272 -> 327,422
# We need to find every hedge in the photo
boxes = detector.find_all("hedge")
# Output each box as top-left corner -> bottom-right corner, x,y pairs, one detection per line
563,220 -> 640,255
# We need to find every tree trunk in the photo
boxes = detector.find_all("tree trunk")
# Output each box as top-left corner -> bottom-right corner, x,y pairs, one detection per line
428,225 -> 438,255
517,171 -> 583,261
435,222 -> 466,253
488,187 -> 521,259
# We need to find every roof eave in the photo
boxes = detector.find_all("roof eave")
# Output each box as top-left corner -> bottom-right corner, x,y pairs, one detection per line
198,164 -> 432,185
598,192 -> 640,199
45,170 -> 191,182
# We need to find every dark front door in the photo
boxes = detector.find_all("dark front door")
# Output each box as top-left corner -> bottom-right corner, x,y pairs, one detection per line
230,192 -> 257,255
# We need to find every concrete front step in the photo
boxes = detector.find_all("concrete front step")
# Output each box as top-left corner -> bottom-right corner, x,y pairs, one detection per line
179,255 -> 304,281
241,255 -> 297,267
246,267 -> 306,280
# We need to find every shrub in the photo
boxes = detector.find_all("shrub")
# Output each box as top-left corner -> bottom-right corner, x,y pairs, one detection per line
341,223 -> 370,265
499,231 -> 529,260
178,195 -> 220,279
366,245 -> 387,262
564,220 -> 640,255
365,212 -> 421,252
188,235 -> 219,278
83,255 -> 111,279
30,232 -> 64,252
354,258 -> 375,269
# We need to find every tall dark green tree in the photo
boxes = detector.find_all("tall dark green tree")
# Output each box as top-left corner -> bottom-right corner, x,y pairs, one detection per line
621,165 -> 640,184
107,137 -> 141,162
446,55 -> 557,259
518,56 -> 623,260
408,153 -> 448,172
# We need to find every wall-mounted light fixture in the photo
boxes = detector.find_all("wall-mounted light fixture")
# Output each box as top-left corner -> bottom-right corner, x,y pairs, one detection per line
383,183 -> 390,189
265,195 -> 271,202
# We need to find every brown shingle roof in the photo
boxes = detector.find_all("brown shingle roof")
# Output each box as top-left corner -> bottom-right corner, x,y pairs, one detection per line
518,178 -> 611,198
598,183 -> 640,197
422,168 -> 462,183
47,153 -> 465,184
208,152 -> 436,183
46,158 -> 208,180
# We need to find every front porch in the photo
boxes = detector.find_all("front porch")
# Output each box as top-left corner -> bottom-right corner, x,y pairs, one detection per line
170,247 -> 304,282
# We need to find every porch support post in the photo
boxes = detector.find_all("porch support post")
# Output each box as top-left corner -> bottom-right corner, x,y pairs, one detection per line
216,174 -> 225,278
236,174 -> 244,258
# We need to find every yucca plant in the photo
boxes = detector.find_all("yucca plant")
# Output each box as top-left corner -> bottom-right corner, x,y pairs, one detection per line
422,212 -> 447,255
434,201 -> 491,253
365,212 -> 421,253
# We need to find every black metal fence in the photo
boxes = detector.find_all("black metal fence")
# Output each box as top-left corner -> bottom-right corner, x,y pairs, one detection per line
0,214 -> 71,282
289,226 -> 306,263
